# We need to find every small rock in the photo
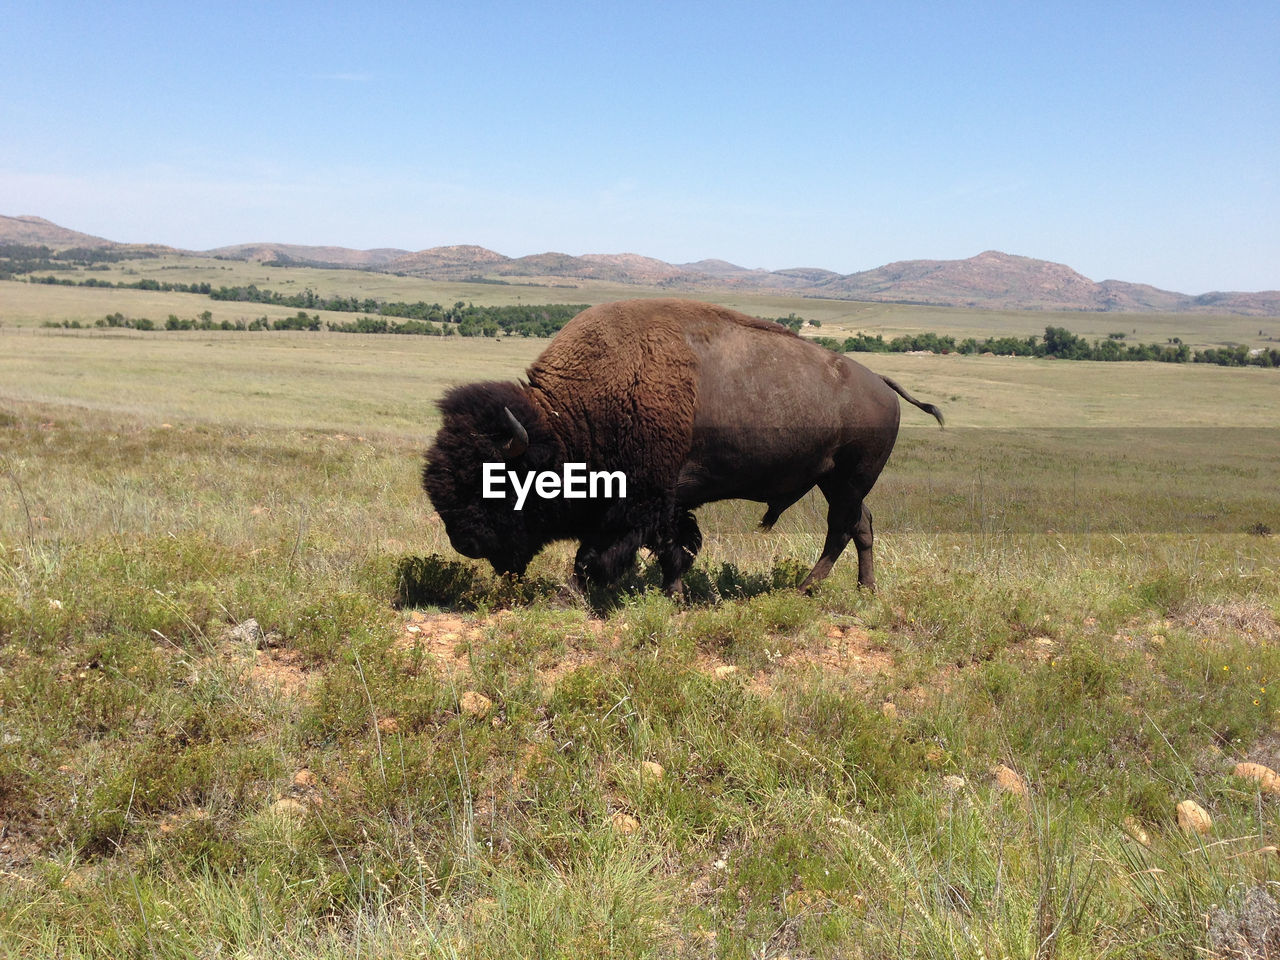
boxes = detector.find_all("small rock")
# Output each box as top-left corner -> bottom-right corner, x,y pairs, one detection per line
377,717 -> 401,734
459,691 -> 493,718
941,775 -> 967,794
1177,799 -> 1212,835
610,812 -> 640,835
1233,762 -> 1280,795
1122,815 -> 1151,847
991,764 -> 1028,797
271,797 -> 308,819
226,618 -> 264,647
712,664 -> 738,679
639,760 -> 665,780
47,598 -> 63,610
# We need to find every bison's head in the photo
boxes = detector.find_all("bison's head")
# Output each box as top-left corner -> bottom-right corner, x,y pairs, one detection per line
422,381 -> 559,576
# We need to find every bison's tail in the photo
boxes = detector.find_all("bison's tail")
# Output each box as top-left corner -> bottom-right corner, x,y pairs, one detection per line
881,376 -> 944,427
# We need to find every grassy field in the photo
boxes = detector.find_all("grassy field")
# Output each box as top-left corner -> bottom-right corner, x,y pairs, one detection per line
2,288 -> 1280,958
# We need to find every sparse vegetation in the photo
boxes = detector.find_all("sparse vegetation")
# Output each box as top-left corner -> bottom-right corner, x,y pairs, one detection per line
1,273 -> 1279,958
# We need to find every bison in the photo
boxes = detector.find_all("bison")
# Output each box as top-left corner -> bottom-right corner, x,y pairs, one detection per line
423,298 -> 941,595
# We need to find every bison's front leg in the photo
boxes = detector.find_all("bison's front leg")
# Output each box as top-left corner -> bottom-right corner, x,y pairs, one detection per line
652,510 -> 701,600
572,528 -> 644,590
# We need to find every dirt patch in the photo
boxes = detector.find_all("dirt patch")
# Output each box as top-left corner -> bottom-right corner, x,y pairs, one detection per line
535,619 -> 621,687
398,611 -> 622,686
790,624 -> 893,675
696,624 -> 893,696
398,611 -> 491,675
210,622 -> 318,700
399,610 -> 896,698
248,648 -> 314,699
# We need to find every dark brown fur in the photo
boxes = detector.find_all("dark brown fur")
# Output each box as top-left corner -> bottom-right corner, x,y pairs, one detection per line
423,298 -> 941,594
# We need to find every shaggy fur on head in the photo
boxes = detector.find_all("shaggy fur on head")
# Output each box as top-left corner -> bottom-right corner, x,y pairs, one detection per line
422,381 -> 561,575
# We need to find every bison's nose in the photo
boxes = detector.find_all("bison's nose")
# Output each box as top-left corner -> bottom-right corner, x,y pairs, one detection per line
449,534 -> 485,559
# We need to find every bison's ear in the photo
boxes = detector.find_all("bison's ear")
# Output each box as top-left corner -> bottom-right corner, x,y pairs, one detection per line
502,406 -> 529,459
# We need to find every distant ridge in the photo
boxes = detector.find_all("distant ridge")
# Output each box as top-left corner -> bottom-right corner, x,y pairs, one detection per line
4,214 -> 1278,315
0,214 -> 116,249
206,242 -> 410,268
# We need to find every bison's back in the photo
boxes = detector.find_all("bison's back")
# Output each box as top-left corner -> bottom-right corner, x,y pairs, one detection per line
525,298 -> 901,509
677,306 -> 900,506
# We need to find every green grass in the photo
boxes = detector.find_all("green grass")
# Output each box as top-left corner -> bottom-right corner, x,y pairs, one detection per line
2,292 -> 1280,958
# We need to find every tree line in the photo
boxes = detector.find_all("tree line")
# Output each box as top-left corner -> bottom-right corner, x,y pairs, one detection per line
0,244 -> 158,280
43,309 -> 1280,367
813,325 -> 1280,368
42,305 -> 588,338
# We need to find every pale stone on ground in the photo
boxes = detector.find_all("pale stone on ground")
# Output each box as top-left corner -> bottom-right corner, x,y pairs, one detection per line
611,812 -> 640,834
1122,816 -> 1151,847
459,691 -> 493,718
1233,762 -> 1280,795
1177,799 -> 1212,834
991,764 -> 1028,796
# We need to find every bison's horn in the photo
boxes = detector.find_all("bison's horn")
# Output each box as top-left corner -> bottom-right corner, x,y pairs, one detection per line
502,406 -> 529,459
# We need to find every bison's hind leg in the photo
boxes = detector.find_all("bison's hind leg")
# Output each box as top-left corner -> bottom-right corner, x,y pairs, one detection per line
798,479 -> 876,593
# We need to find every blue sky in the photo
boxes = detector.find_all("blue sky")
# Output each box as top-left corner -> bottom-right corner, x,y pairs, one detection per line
2,1 -> 1276,293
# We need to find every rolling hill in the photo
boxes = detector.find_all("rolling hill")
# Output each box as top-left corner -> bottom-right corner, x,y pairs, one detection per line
4,214 -> 1278,315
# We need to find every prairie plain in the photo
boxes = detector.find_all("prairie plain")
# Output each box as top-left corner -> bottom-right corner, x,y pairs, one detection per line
1,268 -> 1279,958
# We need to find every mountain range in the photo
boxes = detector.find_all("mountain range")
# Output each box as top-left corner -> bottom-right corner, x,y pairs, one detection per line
4,214 -> 1278,315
